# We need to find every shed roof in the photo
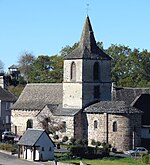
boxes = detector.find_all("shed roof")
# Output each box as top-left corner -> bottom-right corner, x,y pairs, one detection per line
0,87 -> 17,102
18,129 -> 54,146
84,101 -> 142,114
11,83 -> 62,110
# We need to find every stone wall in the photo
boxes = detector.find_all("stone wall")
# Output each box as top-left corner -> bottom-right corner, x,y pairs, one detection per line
86,112 -> 141,151
11,109 -> 39,135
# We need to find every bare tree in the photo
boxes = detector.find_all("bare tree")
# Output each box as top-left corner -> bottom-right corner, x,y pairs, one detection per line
38,113 -> 65,134
18,51 -> 36,83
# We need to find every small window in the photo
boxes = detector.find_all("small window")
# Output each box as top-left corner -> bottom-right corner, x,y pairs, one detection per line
71,62 -> 76,81
6,102 -> 10,110
94,86 -> 100,99
26,119 -> 33,129
93,62 -> 99,81
5,115 -> 10,124
94,120 -> 98,129
42,147 -> 44,151
113,121 -> 117,132
49,147 -> 51,151
61,121 -> 66,132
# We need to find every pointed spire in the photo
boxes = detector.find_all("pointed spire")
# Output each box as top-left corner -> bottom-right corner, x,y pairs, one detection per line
79,16 -> 97,52
64,16 -> 111,60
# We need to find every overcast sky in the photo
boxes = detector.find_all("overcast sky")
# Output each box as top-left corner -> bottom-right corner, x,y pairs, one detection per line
0,0 -> 150,71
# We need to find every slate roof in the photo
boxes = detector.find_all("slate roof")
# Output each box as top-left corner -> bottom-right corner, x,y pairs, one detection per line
64,16 -> 111,60
11,83 -> 62,110
0,86 -> 17,102
18,129 -> 53,146
84,101 -> 142,114
46,104 -> 81,116
113,87 -> 150,106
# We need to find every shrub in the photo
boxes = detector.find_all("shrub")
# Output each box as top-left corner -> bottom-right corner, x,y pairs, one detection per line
62,136 -> 68,143
70,137 -> 76,145
53,134 -> 59,140
96,141 -> 101,146
91,139 -> 96,146
0,143 -> 13,152
141,154 -> 150,164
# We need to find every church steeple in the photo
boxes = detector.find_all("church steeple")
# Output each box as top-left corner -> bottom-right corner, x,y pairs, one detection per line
79,16 -> 97,53
64,16 -> 111,60
63,16 -> 112,109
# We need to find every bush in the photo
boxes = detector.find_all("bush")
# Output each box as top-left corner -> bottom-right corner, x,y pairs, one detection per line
53,134 -> 59,140
91,139 -> 96,146
70,137 -> 76,145
62,136 -> 68,143
0,143 -> 13,152
141,154 -> 150,164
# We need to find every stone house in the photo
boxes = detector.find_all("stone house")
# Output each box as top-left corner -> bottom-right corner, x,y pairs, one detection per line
18,128 -> 55,161
0,76 -> 17,133
11,16 -> 149,151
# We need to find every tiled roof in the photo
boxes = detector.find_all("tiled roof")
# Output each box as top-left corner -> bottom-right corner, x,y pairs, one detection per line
0,87 -> 17,102
11,83 -> 62,110
18,129 -> 53,146
84,101 -> 142,114
64,16 -> 111,60
113,87 -> 150,106
46,104 -> 81,116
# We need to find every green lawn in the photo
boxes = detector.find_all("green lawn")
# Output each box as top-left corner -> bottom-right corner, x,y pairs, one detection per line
61,157 -> 146,165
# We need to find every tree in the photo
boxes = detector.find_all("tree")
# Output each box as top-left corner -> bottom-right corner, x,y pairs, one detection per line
29,55 -> 63,83
38,114 -> 65,134
18,51 -> 36,83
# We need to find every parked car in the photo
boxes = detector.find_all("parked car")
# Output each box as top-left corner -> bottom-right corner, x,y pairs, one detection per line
1,131 -> 16,143
124,147 -> 148,156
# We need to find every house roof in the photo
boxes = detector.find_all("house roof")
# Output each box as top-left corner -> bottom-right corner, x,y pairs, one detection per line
18,129 -> 54,146
64,16 -> 111,60
84,101 -> 142,114
11,83 -> 62,110
0,87 -> 17,102
113,87 -> 150,106
46,104 -> 81,116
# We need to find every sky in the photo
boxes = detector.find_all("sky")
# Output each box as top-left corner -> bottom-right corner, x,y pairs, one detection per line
0,0 -> 150,71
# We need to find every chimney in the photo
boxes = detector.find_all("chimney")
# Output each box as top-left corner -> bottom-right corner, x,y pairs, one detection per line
0,75 -> 5,89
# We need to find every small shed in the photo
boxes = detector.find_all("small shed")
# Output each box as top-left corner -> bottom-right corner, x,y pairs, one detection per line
18,128 -> 55,161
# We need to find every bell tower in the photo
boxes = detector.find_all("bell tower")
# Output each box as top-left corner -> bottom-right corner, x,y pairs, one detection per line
63,16 -> 112,109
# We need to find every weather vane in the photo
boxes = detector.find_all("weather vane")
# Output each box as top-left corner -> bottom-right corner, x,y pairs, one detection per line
86,3 -> 90,16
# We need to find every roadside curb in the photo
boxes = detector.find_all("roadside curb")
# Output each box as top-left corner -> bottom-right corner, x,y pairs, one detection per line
0,149 -> 12,155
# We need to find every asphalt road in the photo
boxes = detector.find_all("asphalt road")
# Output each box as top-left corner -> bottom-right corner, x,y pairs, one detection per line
0,152 -> 44,165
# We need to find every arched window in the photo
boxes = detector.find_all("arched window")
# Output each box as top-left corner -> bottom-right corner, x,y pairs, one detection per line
71,62 -> 76,81
93,62 -> 99,81
113,121 -> 117,132
94,120 -> 98,129
26,119 -> 33,129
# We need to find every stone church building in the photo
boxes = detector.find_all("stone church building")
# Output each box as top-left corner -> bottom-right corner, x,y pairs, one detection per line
11,16 -> 150,151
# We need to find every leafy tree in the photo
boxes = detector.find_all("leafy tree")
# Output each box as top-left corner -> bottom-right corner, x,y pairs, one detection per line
18,51 -> 36,83
60,43 -> 79,56
29,55 -> 63,83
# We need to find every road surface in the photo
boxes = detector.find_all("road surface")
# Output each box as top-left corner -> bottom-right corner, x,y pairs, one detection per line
0,151 -> 44,165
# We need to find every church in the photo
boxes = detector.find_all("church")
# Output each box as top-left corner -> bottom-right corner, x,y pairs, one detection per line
11,16 -> 150,151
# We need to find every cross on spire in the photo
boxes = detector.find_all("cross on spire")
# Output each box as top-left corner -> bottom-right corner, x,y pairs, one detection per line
86,3 -> 89,16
